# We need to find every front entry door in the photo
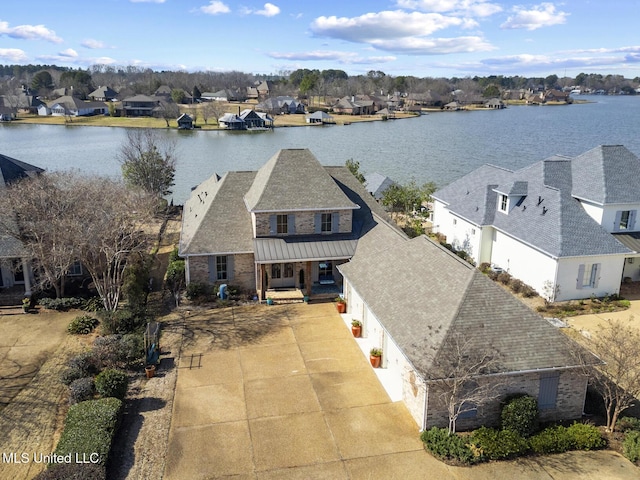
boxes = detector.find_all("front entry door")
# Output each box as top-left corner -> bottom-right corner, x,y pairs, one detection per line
269,263 -> 295,288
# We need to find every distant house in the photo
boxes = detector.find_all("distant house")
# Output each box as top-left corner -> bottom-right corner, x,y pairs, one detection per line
544,89 -> 570,103
177,113 -> 194,130
405,91 -> 443,109
0,105 -> 15,121
239,109 -> 273,128
121,95 -> 160,117
332,96 -> 377,115
256,96 -> 305,115
202,89 -> 245,102
485,98 -> 505,109
432,145 -> 640,302
88,86 -> 117,102
154,85 -> 172,98
444,101 -> 464,111
0,154 -> 44,297
306,111 -> 334,124
255,80 -> 274,97
364,172 -> 396,200
47,96 -> 108,117
218,113 -> 246,130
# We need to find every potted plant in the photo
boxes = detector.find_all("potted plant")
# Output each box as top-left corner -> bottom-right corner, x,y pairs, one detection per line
335,297 -> 346,314
369,347 -> 382,368
22,297 -> 30,313
351,320 -> 362,337
266,297 -> 274,306
145,364 -> 156,379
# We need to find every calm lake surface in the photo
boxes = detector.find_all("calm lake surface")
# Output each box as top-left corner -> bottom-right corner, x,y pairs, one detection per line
2,95 -> 640,204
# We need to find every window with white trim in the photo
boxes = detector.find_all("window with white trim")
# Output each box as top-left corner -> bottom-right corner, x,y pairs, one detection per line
271,263 -> 281,279
67,260 -> 83,276
499,194 -> 508,212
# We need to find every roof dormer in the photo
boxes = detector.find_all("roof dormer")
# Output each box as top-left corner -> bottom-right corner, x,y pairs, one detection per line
495,181 -> 528,214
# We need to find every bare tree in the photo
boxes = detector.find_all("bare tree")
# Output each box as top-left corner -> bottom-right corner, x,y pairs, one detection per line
428,332 -> 502,434
118,129 -> 177,198
573,318 -> 640,432
155,100 -> 180,127
0,172 -> 82,297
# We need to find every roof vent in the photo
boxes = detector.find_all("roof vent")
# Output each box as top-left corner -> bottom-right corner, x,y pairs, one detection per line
542,206 -> 548,215
537,196 -> 544,206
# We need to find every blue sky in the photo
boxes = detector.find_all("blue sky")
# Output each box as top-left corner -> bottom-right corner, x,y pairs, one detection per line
1,0 -> 639,79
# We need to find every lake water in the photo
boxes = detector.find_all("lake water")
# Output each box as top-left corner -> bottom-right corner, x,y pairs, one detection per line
2,95 -> 640,204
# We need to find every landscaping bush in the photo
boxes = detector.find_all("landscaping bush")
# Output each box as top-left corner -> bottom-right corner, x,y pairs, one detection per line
479,262 -> 492,274
470,427 -> 529,460
122,253 -> 151,315
98,308 -> 145,335
623,431 -> 640,464
93,334 -> 144,368
420,427 -> 477,465
60,367 -> 85,386
501,395 -> 539,437
94,369 -> 128,400
33,462 -> 106,480
67,351 -> 100,377
566,422 -> 606,450
119,333 -> 144,364
509,278 -> 525,294
38,297 -> 83,311
53,397 -> 122,471
618,416 -> 640,433
186,281 -> 207,300
81,296 -> 104,312
496,272 -> 512,285
529,425 -> 572,454
67,315 -> 99,335
68,377 -> 95,405
521,285 -> 538,297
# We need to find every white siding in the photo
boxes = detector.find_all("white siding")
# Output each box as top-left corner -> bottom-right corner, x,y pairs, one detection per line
556,255 -> 626,301
490,230 -> 557,297
622,257 -> 640,282
432,200 -> 481,264
601,204 -> 640,233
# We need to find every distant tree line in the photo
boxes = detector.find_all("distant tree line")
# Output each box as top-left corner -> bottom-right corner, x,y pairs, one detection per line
1,63 -> 639,103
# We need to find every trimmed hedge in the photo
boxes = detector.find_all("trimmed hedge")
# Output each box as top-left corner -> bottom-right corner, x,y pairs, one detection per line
420,427 -> 477,465
623,431 -> 640,464
38,297 -> 84,311
501,395 -> 539,437
566,422 -> 606,450
68,377 -> 95,405
529,423 -> 605,454
470,427 -> 529,460
53,397 -> 122,472
67,315 -> 99,335
94,369 -> 128,400
33,462 -> 106,480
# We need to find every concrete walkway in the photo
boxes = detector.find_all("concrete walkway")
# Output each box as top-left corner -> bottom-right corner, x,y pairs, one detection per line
163,303 -> 639,480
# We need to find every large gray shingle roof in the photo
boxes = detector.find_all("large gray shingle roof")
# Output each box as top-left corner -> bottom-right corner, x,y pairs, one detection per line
571,145 -> 640,204
435,149 -> 632,258
338,222 -> 586,380
244,149 -> 360,212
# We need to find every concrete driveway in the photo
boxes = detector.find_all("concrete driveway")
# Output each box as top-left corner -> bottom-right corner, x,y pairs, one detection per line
163,303 -> 639,480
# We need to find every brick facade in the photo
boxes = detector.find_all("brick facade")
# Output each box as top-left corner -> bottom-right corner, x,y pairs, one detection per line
187,253 -> 256,293
254,210 -> 353,236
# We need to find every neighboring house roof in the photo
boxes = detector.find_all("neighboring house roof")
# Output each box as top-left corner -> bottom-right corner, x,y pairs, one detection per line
364,172 -> 396,200
306,111 -> 333,121
338,220 -> 588,380
88,86 -> 117,100
435,151 -> 632,258
48,95 -> 107,112
571,145 -> 640,204
177,113 -> 193,122
244,149 -> 360,213
122,94 -> 158,103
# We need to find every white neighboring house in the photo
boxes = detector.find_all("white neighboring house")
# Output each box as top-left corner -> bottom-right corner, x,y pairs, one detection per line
432,145 -> 639,302
47,95 -> 108,117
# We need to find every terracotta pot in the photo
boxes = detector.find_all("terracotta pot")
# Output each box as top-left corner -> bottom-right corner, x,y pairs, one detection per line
370,355 -> 381,368
145,365 -> 156,379
336,302 -> 346,313
351,325 -> 361,337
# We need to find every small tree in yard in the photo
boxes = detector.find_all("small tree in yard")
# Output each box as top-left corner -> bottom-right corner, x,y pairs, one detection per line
574,318 -> 640,432
119,128 -> 177,199
345,158 -> 365,184
429,332 -> 502,434
165,248 -> 185,307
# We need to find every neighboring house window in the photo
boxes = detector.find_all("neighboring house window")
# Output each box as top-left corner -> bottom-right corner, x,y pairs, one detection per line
284,263 -> 294,278
321,213 -> 332,232
13,260 -> 24,283
277,214 -> 288,234
458,401 -> 478,419
216,256 -> 227,280
453,218 -> 457,225
499,194 -> 508,212
271,264 -> 281,279
577,263 -> 600,289
615,210 -> 636,231
67,261 -> 83,276
538,374 -> 559,410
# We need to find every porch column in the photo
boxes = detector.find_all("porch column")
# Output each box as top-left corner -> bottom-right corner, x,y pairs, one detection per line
306,261 -> 312,297
259,264 -> 266,300
21,258 -> 32,297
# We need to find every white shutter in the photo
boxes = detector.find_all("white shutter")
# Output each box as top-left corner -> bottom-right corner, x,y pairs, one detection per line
592,263 -> 601,288
576,264 -> 585,289
614,210 -> 622,231
629,210 -> 637,231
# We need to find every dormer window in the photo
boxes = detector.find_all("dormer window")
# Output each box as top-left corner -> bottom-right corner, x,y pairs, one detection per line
276,214 -> 288,234
321,213 -> 332,232
499,194 -> 508,212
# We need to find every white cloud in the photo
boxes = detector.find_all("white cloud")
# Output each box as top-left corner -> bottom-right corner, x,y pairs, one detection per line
81,39 -> 106,49
311,11 -> 467,42
371,35 -> 495,54
267,49 -> 396,65
59,48 -> 78,58
256,3 -> 280,17
0,48 -> 28,62
396,0 -> 502,17
0,20 -> 63,43
200,1 -> 230,15
501,3 -> 569,31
